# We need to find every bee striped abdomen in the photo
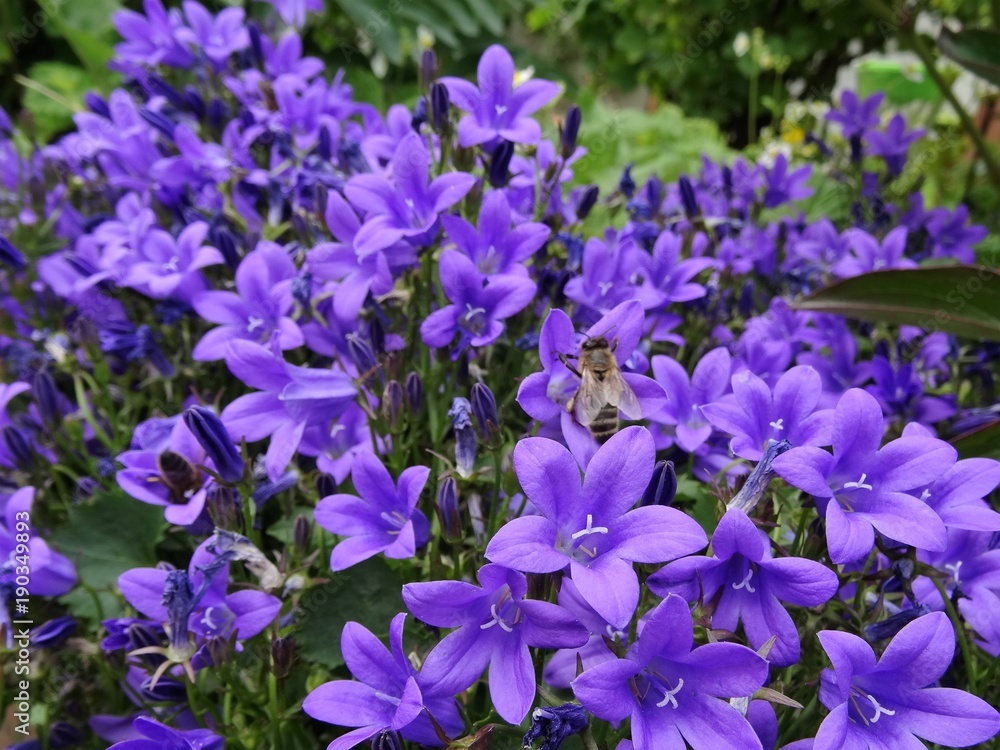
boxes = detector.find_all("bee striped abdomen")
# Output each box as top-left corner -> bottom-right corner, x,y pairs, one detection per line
589,404 -> 619,443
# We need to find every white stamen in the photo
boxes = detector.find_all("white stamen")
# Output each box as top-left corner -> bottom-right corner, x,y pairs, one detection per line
605,624 -> 625,640
571,514 -> 609,541
162,256 -> 180,273
920,489 -> 931,501
465,303 -> 486,318
201,606 -> 220,630
404,198 -> 414,209
495,104 -> 508,116
329,423 -> 346,438
945,561 -> 962,585
732,569 -> 756,594
598,281 -> 614,297
656,678 -> 684,709
769,418 -> 784,431
866,694 -> 895,723
480,603 -> 514,633
246,316 -> 265,333
843,473 -> 873,491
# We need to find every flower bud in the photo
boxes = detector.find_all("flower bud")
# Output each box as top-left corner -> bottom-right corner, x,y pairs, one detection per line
0,236 -> 26,271
488,139 -> 515,188
208,98 -> 228,130
207,486 -> 239,529
32,370 -> 61,428
183,406 -> 245,483
141,674 -> 188,702
678,175 -> 699,218
382,380 -> 404,429
3,426 -> 33,469
405,372 -> 423,413
727,439 -> 792,514
470,382 -> 499,442
522,703 -> 588,750
618,164 -> 636,199
421,48 -> 437,89
271,636 -> 295,679
436,477 -> 461,540
318,123 -> 333,161
411,96 -> 428,132
641,460 -> 676,507
576,185 -> 599,220
315,473 -> 336,499
561,105 -> 582,159
430,81 -> 450,132
346,334 -> 382,388
294,514 -> 312,551
248,22 -> 264,66
184,85 -> 206,119
83,91 -> 111,118
864,605 -> 930,643
449,398 -> 477,478
31,617 -> 76,650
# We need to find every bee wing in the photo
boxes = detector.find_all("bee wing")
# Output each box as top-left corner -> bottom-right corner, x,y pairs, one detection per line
574,369 -> 613,426
604,369 -> 643,421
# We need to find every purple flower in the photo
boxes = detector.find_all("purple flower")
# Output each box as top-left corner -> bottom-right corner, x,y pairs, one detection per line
572,594 -> 769,750
650,508 -> 838,666
192,242 -> 303,361
866,356 -> 955,426
419,250 -> 536,353
865,114 -> 924,176
302,613 -> 463,749
833,226 -> 916,278
439,45 -> 560,147
220,340 -> 356,480
543,578 -> 622,689
486,427 -> 707,628
257,0 -> 323,27
563,234 -> 641,315
175,1 -> 249,69
813,612 -> 1000,748
762,154 -> 813,208
442,190 -> 549,276
633,231 -> 714,310
345,131 -> 475,255
314,451 -> 430,571
404,563 -> 588,723
649,348 -> 731,453
771,388 -> 954,563
826,91 -> 884,139
924,204 -> 987,263
701,365 -> 834,461
121,222 -> 224,302
108,717 -> 223,750
113,0 -> 194,68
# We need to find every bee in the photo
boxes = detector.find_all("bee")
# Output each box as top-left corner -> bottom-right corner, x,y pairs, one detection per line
155,450 -> 202,504
560,336 -> 641,443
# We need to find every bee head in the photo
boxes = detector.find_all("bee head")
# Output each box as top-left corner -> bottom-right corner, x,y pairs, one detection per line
582,337 -> 609,351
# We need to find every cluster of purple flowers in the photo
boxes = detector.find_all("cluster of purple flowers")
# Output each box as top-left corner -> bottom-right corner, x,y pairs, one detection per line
1,2 -> 999,749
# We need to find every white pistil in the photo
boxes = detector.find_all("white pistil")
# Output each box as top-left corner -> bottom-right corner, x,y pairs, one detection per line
866,694 -> 895,723
495,104 -> 508,116
380,510 -> 407,535
571,514 -> 609,541
843,473 -> 873,491
162,257 -> 180,273
656,678 -> 684,709
920,489 -> 931,501
605,625 -> 625,640
480,603 -> 514,633
465,303 -> 486,319
201,606 -> 220,630
375,691 -> 401,706
945,560 -> 963,585
732,569 -> 756,593
598,281 -> 614,297
404,198 -> 415,209
769,418 -> 784,431
247,316 -> 265,333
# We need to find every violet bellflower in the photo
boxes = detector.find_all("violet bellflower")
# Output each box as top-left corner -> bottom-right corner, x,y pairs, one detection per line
120,222 -> 224,302
442,189 -> 550,276
543,578 -> 623,689
833,226 -> 916,278
771,388 -> 955,564
302,613 -> 463,749
650,508 -> 839,667
112,0 -> 194,68
700,365 -> 834,461
175,2 -> 249,70
439,44 -> 560,147
182,406 -> 245,483
826,90 -> 884,139
448,396 -> 477,477
404,563 -> 589,723
107,716 -> 223,750
419,250 -> 537,354
865,114 -> 925,176
344,131 -> 475,255
485,427 -> 708,628
648,347 -> 732,453
192,242 -> 303,361
813,612 -> 1000,749
516,300 -> 667,468
313,450 -> 430,571
258,0 -> 323,28
220,339 -> 356,480
572,593 -> 769,750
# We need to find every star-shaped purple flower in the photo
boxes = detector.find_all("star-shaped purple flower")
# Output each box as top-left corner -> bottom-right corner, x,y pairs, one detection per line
572,593 -> 769,750
771,388 -> 955,564
649,508 -> 839,667
485,427 -> 708,628
439,44 -> 560,147
701,365 -> 834,461
813,612 -> 1000,748
826,91 -> 884,139
314,451 -> 430,571
108,717 -> 223,750
175,1 -> 249,70
404,563 -> 588,724
865,114 -> 925,176
121,222 -> 224,302
649,348 -> 731,454
833,226 -> 916,278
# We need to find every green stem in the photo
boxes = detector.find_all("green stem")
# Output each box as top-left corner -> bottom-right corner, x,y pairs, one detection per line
748,67 -> 759,146
932,576 -> 978,694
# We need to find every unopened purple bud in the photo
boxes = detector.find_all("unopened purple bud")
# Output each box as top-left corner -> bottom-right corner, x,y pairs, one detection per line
3,426 -> 33,469
727,439 -> 792,514
208,222 -> 241,271
864,605 -> 931,643
430,82 -> 450,132
184,85 -> 206,119
141,674 -> 188,702
208,98 -> 228,130
489,139 -> 515,188
522,703 -> 589,750
316,473 -> 336,499
146,72 -> 185,109
373,730 -> 403,750
421,48 -> 437,88
405,372 -> 423,413
30,617 -> 76,650
382,380 -> 404,428
561,105 -> 582,159
470,382 -> 499,442
248,22 -> 264,66
84,91 -> 110,118
641,460 -> 676,507
207,485 -> 238,528
411,96 -> 428,132
646,175 -> 663,211
449,397 -> 477,478
183,406 -> 245,483
678,175 -> 699,218
576,185 -> 599,220
139,108 -> 176,140
32,370 -> 61,427
619,164 -> 636,199
347,334 -> 382,387
127,622 -> 166,662
271,635 -> 295,678
294,514 -> 312,551
738,280 -> 756,318
437,477 -> 461,539
0,236 -> 26,271
318,124 -> 333,161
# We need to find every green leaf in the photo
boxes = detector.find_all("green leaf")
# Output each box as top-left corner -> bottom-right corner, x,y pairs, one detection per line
464,0 -> 505,36
334,0 -> 402,64
950,419 -> 1000,460
49,488 -> 167,591
295,558 -> 409,669
430,0 -> 479,37
17,62 -> 91,142
794,266 -> 1000,341
938,28 -> 1000,88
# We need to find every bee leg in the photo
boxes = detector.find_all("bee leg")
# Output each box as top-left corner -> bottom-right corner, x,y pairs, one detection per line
558,352 -> 583,379
610,336 -> 620,353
